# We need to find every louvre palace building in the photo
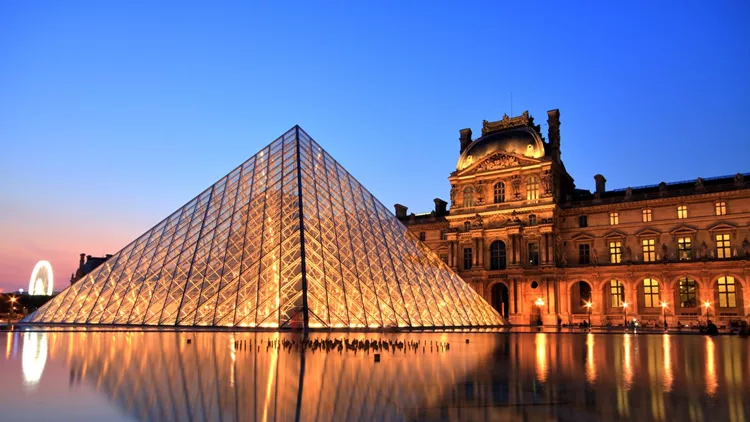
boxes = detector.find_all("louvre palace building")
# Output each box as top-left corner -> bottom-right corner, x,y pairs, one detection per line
397,109 -> 750,326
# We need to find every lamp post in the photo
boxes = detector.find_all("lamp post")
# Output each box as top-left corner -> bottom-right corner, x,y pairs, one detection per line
623,302 -> 629,328
585,301 -> 592,328
9,296 -> 17,321
660,301 -> 668,330
703,301 -> 711,323
535,297 -> 545,326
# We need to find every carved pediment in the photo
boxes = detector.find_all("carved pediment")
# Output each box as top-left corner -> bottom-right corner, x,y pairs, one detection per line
708,222 -> 736,232
669,225 -> 698,236
465,152 -> 539,173
635,228 -> 661,238
603,230 -> 627,240
571,232 -> 595,243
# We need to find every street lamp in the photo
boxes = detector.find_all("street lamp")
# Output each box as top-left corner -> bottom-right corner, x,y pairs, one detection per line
660,301 -> 668,329
584,301 -> 592,328
623,302 -> 629,327
535,297 -> 545,326
703,301 -> 711,322
9,296 -> 17,320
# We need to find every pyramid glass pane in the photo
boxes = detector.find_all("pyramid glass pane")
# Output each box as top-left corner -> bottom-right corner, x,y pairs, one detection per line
22,126 -> 503,328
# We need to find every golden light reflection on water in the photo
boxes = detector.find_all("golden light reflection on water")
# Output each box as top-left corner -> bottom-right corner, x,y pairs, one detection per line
623,333 -> 633,388
662,334 -> 673,392
705,336 -> 718,396
586,333 -> 596,384
535,332 -> 547,383
21,332 -> 47,390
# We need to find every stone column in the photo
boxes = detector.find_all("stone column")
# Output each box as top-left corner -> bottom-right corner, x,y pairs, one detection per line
473,238 -> 479,267
478,237 -> 484,268
540,234 -> 547,264
448,241 -> 455,268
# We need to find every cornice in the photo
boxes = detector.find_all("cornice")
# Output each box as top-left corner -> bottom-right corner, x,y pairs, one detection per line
560,188 -> 750,215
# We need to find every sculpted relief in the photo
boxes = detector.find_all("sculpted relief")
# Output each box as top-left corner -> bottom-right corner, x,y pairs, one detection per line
477,154 -> 520,171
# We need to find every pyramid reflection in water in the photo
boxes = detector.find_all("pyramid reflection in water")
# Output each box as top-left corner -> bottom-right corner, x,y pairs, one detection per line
23,126 -> 502,328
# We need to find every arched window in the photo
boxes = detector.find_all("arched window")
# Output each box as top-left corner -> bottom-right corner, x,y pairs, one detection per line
717,276 -> 737,308
490,241 -> 507,270
643,278 -> 659,307
526,176 -> 540,200
610,280 -> 624,307
493,182 -> 505,203
679,277 -> 697,308
463,186 -> 474,207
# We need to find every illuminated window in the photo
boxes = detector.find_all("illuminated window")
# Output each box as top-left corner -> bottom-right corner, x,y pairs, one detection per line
610,280 -> 624,307
579,215 -> 588,228
716,233 -> 731,258
463,248 -> 472,270
609,241 -> 622,263
715,201 -> 727,216
642,239 -> 656,262
717,276 -> 737,308
464,221 -> 470,232
609,212 -> 619,225
679,277 -> 697,308
526,176 -> 540,200
494,182 -> 505,203
419,232 -> 426,241
490,241 -> 507,270
528,242 -> 539,266
642,209 -> 652,222
463,187 -> 474,207
440,230 -> 447,240
677,205 -> 688,219
677,237 -> 692,260
528,214 -> 537,226
643,278 -> 659,308
578,244 -> 590,265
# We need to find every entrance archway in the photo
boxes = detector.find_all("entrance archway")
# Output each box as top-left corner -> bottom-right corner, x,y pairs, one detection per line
491,283 -> 510,318
571,280 -> 592,314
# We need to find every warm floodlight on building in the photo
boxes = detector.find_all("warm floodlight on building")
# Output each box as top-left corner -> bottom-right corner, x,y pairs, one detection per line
28,261 -> 53,296
535,297 -> 545,307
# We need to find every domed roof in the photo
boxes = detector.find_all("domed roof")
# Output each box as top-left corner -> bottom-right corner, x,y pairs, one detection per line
457,126 -> 545,171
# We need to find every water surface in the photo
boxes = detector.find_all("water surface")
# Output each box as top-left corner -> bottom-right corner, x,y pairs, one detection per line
1,330 -> 748,421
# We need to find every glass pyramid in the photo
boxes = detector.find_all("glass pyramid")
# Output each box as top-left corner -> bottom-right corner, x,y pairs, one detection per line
23,127 -> 503,329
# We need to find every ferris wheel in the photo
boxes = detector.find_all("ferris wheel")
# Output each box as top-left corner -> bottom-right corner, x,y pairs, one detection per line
28,261 -> 53,296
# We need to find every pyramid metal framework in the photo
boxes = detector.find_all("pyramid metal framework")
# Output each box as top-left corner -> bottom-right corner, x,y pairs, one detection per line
24,127 -> 503,329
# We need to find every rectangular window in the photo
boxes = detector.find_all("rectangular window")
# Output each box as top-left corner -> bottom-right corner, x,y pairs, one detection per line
642,239 -> 656,262
679,278 -> 697,308
642,209 -> 652,222
677,205 -> 688,219
609,212 -> 619,225
528,242 -> 539,266
610,280 -> 624,307
609,241 -> 622,263
463,248 -> 473,270
677,237 -> 692,260
716,233 -> 731,259
419,232 -> 426,241
643,278 -> 660,308
715,201 -> 727,216
579,215 -> 588,228
578,244 -> 590,265
718,276 -> 737,308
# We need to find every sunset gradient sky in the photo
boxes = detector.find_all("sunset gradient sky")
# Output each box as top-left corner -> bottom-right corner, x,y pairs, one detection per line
1,1 -> 749,292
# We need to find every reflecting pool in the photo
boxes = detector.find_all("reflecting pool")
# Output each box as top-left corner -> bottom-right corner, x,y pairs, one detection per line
1,331 -> 748,421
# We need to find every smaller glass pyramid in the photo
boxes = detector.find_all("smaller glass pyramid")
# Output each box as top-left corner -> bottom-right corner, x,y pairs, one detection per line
23,127 -> 503,329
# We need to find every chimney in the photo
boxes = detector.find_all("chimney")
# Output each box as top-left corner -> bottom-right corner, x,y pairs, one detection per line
79,253 -> 85,271
433,198 -> 447,216
459,128 -> 472,153
394,204 -> 408,218
547,109 -> 560,148
594,174 -> 607,195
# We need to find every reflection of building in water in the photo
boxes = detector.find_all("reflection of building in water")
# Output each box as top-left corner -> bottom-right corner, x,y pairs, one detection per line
22,332 -> 48,390
399,110 -> 750,327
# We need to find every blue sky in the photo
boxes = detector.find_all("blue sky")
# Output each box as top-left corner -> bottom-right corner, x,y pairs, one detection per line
1,1 -> 749,290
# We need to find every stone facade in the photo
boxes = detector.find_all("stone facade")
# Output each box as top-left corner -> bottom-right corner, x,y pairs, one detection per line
398,109 -> 750,327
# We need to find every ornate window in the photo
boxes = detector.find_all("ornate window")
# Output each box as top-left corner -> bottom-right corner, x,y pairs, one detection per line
642,209 -> 652,222
609,212 -> 619,225
610,280 -> 625,307
463,248 -> 472,270
579,215 -> 588,228
609,241 -> 622,263
419,232 -> 426,241
579,244 -> 590,265
715,201 -> 727,216
493,182 -> 505,203
490,241 -> 507,270
679,277 -> 698,308
528,242 -> 539,266
677,237 -> 692,260
526,176 -> 540,200
528,214 -> 537,226
677,205 -> 688,219
717,276 -> 737,308
464,221 -> 471,232
716,233 -> 731,258
643,278 -> 660,308
642,239 -> 656,262
463,186 -> 474,207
